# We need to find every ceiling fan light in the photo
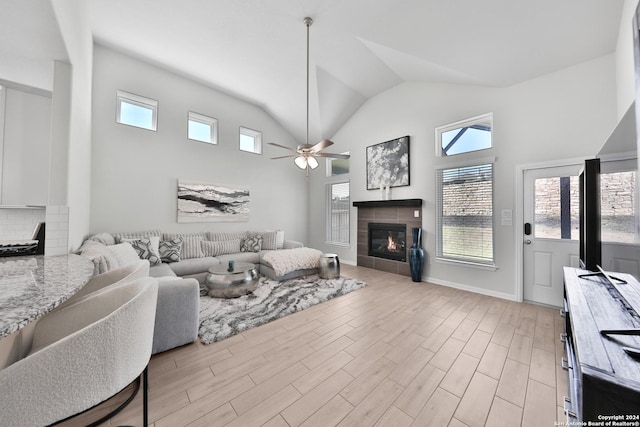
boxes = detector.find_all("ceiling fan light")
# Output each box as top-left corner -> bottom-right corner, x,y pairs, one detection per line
307,156 -> 319,169
294,156 -> 308,169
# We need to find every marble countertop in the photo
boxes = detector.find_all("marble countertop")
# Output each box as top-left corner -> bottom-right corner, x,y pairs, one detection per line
0,254 -> 94,339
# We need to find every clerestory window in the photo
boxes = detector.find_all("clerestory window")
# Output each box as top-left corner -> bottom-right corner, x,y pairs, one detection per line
436,113 -> 492,157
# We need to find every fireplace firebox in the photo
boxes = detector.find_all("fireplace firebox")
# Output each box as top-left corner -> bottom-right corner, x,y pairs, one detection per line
368,223 -> 407,262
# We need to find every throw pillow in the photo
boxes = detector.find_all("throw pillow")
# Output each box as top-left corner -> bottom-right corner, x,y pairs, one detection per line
106,243 -> 141,267
159,238 -> 183,263
259,231 -> 278,250
241,235 -> 263,252
201,239 -> 241,257
121,236 -> 162,266
78,240 -> 118,275
180,235 -> 204,259
276,230 -> 285,249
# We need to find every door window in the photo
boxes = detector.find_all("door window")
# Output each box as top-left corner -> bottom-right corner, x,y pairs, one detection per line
533,176 -> 579,240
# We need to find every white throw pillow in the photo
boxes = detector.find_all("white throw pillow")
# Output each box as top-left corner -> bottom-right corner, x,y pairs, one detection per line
120,236 -> 162,265
106,243 -> 141,267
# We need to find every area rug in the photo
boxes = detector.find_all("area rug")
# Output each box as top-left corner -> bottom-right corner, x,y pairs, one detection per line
198,275 -> 367,344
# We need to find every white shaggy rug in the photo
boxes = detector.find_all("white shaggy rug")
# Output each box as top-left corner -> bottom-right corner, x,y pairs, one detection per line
198,275 -> 367,344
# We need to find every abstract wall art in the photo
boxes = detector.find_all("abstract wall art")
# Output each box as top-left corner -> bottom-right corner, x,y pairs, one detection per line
177,180 -> 250,222
366,135 -> 410,190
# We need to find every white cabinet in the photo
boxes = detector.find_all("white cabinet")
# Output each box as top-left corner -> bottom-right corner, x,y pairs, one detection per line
0,86 -> 51,206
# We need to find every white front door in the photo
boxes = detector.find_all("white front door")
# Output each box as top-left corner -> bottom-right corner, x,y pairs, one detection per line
523,164 -> 581,307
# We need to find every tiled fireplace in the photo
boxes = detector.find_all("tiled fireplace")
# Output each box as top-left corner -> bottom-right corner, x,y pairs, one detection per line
353,199 -> 422,277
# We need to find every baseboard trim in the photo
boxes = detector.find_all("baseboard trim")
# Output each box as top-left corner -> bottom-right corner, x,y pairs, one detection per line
341,259 -> 357,266
424,275 -> 518,302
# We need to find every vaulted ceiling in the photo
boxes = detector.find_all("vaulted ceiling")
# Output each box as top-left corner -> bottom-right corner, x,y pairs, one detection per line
0,1 -> 625,145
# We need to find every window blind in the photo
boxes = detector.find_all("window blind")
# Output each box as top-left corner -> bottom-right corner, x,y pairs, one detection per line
328,182 -> 350,244
436,163 -> 494,265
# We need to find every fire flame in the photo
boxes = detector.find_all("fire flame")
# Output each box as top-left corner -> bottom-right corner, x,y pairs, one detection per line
387,235 -> 397,251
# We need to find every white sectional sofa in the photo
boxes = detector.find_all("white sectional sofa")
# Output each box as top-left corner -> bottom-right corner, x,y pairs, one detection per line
77,229 -> 317,354
80,229 -> 315,281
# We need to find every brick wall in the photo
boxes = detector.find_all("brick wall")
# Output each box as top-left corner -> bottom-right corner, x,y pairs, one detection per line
534,172 -> 635,218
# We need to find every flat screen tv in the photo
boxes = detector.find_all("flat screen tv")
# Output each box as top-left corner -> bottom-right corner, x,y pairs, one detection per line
579,158 -> 601,271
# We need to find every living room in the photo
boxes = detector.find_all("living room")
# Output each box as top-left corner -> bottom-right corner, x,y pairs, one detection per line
1,1 -> 639,426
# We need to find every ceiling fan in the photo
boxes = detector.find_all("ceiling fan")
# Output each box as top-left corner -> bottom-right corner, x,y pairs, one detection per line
268,17 -> 350,174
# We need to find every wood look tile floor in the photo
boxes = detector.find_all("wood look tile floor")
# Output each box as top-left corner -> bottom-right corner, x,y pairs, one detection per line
61,265 -> 567,427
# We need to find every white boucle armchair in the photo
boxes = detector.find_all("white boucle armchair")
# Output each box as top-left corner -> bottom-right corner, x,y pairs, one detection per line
0,277 -> 158,427
57,259 -> 150,309
59,259 -> 199,355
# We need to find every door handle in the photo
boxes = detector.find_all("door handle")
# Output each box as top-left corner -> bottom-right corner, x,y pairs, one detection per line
524,239 -> 532,245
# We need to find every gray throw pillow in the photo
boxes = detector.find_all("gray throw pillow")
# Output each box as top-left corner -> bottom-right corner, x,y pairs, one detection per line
121,236 -> 161,266
159,238 -> 182,263
241,236 -> 263,252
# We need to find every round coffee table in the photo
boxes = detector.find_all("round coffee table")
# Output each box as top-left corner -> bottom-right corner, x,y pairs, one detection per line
205,262 -> 259,298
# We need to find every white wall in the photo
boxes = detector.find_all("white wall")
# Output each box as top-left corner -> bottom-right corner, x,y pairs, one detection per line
50,0 -> 93,252
1,87 -> 51,206
616,0 -> 640,120
90,45 -> 309,241
308,54 -> 617,300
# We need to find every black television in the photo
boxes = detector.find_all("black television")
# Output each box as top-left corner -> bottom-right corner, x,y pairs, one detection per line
578,158 -> 601,271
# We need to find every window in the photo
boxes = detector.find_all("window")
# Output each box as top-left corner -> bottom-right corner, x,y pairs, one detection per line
437,163 -> 494,265
116,90 -> 157,131
239,127 -> 262,154
534,176 -> 579,240
188,112 -> 218,144
436,113 -> 492,156
327,153 -> 349,176
601,170 -> 638,243
327,182 -> 350,245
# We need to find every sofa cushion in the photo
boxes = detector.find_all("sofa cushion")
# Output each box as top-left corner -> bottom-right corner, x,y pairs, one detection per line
206,231 -> 248,243
164,233 -> 205,260
114,230 -> 162,242
216,252 -> 261,265
241,235 -> 262,252
262,247 -> 322,277
168,256 -> 219,277
159,238 -> 183,263
260,264 -> 318,281
120,236 -> 162,266
85,232 -> 116,246
149,263 -> 177,278
201,239 -> 241,257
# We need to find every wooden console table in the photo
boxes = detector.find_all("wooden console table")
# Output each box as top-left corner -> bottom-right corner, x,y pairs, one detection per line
562,267 -> 640,422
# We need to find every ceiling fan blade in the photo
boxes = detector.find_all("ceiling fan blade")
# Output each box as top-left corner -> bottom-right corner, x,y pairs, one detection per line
314,152 -> 350,159
268,142 -> 299,152
270,155 -> 297,160
310,139 -> 334,153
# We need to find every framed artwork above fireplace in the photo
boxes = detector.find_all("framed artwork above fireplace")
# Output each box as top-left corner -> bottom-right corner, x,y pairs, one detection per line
366,136 -> 410,190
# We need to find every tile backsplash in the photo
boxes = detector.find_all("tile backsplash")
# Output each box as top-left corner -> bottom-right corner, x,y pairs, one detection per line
0,206 -> 69,256
0,208 -> 45,240
45,206 -> 69,256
